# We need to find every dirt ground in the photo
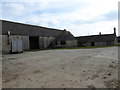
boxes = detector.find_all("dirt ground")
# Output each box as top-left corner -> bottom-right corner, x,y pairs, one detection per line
2,47 -> 119,88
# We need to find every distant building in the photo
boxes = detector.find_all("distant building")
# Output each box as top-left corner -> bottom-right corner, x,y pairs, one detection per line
76,28 -> 118,47
1,20 -> 77,53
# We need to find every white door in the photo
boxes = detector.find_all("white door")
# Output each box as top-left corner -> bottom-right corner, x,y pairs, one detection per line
11,40 -> 23,53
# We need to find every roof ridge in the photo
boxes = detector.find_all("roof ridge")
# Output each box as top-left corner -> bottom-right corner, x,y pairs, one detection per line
76,33 -> 115,38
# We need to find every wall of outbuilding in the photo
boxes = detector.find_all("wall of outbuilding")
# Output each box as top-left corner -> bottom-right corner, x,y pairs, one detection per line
95,42 -> 107,46
81,41 -> 115,47
21,36 -> 30,50
95,41 -> 117,46
0,35 -> 2,54
2,35 -> 30,53
2,35 -> 56,53
114,37 -> 118,45
2,35 -> 11,53
66,40 -> 77,47
54,40 -> 77,48
39,37 -> 44,49
39,37 -> 55,49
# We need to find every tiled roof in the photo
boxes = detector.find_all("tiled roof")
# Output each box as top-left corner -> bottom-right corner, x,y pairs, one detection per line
54,30 -> 76,41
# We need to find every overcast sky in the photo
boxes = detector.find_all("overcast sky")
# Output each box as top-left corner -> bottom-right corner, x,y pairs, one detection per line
0,0 -> 119,36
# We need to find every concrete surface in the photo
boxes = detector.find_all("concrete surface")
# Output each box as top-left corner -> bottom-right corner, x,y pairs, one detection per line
2,47 -> 119,88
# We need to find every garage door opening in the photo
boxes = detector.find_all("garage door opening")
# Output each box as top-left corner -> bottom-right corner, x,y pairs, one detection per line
29,36 -> 39,49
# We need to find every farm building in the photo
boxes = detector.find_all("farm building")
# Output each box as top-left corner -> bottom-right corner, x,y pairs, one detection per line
76,28 -> 118,47
1,20 -> 118,53
1,20 -> 77,53
51,30 -> 77,48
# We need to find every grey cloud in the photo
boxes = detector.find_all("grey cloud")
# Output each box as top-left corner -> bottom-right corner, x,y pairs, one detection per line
102,10 -> 118,21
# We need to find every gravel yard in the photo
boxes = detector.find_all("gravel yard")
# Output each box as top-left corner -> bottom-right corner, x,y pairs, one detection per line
2,47 -> 119,88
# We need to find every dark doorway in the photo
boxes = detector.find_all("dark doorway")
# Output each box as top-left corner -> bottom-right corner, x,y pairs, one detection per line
29,36 -> 39,49
61,41 -> 66,45
91,42 -> 95,46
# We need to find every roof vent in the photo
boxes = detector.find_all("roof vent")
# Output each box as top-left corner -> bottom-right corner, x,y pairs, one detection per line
64,29 -> 67,31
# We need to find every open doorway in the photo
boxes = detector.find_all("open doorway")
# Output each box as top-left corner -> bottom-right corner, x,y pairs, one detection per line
29,36 -> 39,49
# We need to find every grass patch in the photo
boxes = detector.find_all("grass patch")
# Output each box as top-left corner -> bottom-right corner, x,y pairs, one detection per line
116,43 -> 120,46
26,43 -> 120,52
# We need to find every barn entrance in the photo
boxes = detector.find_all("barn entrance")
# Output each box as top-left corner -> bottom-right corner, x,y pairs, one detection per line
29,36 -> 39,49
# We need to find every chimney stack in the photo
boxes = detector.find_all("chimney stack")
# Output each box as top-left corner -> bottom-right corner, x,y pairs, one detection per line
99,32 -> 101,35
64,29 -> 66,31
114,27 -> 116,35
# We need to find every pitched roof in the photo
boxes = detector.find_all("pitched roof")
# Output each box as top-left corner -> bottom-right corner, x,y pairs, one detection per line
76,34 -> 116,43
1,20 -> 62,37
54,30 -> 76,41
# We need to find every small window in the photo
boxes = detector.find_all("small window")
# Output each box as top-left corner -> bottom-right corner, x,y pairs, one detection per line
61,41 -> 66,45
91,42 -> 95,46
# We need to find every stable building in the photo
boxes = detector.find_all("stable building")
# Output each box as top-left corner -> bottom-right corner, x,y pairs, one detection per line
1,20 -> 77,53
51,30 -> 77,48
76,28 -> 118,47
